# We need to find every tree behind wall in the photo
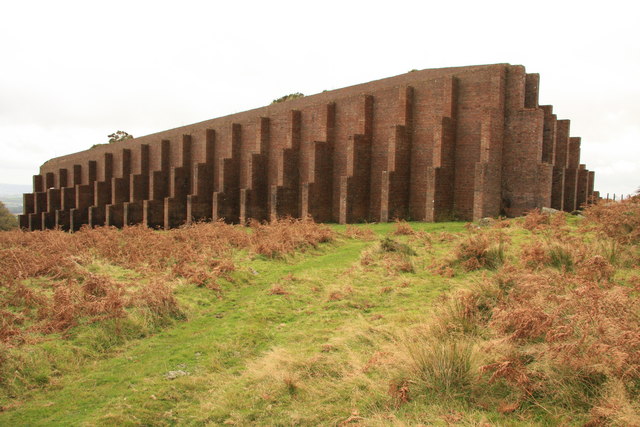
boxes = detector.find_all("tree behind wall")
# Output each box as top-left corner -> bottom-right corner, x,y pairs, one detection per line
0,201 -> 18,231
108,131 -> 133,143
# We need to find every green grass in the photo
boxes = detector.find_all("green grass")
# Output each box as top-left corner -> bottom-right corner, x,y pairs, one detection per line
0,223 -> 465,424
2,219 -> 632,425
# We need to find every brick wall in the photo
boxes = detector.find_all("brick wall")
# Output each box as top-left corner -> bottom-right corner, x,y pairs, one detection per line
20,64 -> 596,230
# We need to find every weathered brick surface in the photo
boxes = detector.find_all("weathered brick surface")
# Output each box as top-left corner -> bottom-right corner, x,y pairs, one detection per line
20,64 -> 596,230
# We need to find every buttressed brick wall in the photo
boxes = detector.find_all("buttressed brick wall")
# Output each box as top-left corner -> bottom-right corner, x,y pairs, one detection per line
20,64 -> 596,231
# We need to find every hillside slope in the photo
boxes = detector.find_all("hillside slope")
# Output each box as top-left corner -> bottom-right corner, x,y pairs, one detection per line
1,205 -> 639,425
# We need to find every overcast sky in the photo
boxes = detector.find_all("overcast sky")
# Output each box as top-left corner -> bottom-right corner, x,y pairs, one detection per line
1,0 -> 638,197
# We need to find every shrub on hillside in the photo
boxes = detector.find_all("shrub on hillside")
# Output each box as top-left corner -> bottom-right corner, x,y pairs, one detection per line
249,217 -> 334,258
522,209 -> 550,231
402,200 -> 640,422
0,218 -> 335,345
0,201 -> 18,231
583,197 -> 640,244
454,233 -> 506,271
405,266 -> 640,421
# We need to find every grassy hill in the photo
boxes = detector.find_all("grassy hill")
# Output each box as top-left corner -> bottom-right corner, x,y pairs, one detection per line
0,203 -> 639,426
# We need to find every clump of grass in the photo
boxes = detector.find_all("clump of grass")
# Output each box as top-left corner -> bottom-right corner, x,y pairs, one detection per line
250,218 -> 334,258
522,209 -> 550,231
576,255 -> 615,283
343,225 -> 376,241
388,378 -> 411,408
357,236 -> 417,274
547,243 -> 575,271
520,240 -> 550,270
267,284 -> 290,296
426,279 -> 504,339
392,220 -> 415,236
406,334 -> 475,396
454,233 -> 506,271
520,239 -> 576,272
381,253 -> 415,274
379,237 -> 416,256
131,279 -> 184,324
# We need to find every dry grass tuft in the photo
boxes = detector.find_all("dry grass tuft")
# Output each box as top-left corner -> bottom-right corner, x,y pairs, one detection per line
388,378 -> 411,408
344,225 -> 376,241
430,263 -> 455,278
522,209 -> 550,231
249,217 -> 334,258
392,220 -> 415,236
267,284 -> 290,296
327,291 -> 345,301
406,334 -> 475,396
454,233 -> 507,271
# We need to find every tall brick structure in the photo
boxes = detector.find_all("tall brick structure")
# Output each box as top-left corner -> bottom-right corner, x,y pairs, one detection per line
20,64 -> 596,231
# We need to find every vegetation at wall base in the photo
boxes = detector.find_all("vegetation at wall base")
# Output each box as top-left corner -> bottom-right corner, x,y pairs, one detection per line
1,199 -> 639,425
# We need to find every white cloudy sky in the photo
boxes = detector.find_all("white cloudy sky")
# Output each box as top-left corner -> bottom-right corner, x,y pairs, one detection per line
1,0 -> 638,197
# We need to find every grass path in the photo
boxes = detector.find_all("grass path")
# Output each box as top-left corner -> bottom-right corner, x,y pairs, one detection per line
4,213 -> 638,425
1,237 -> 376,425
1,222 -> 480,426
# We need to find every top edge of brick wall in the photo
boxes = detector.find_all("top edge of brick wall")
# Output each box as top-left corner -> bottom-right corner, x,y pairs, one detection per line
41,63 -> 514,167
